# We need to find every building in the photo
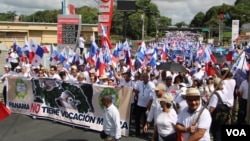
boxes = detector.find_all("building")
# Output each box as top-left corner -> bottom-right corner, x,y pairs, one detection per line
0,21 -> 98,50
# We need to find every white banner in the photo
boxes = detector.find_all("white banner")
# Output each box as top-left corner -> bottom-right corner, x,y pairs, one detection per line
7,77 -> 132,136
232,20 -> 240,43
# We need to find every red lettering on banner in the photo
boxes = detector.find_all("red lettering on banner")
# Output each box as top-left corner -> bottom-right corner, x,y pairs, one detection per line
30,103 -> 41,114
100,5 -> 110,9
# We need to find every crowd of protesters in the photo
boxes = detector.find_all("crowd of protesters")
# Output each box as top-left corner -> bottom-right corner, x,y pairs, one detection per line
1,31 -> 249,141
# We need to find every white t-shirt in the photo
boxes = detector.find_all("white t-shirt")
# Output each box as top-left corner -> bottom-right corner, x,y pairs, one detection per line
174,94 -> 188,114
1,71 -> 15,86
203,84 -> 214,102
177,105 -> 212,141
78,37 -> 85,48
135,81 -> 155,107
239,80 -> 249,100
222,79 -> 236,107
147,98 -> 163,123
156,109 -> 177,140
166,85 -> 178,96
208,90 -> 230,108
10,52 -> 19,63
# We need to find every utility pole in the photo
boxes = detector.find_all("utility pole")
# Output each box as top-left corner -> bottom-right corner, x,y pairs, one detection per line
218,18 -> 221,45
122,12 -> 128,39
141,13 -> 144,41
155,17 -> 159,42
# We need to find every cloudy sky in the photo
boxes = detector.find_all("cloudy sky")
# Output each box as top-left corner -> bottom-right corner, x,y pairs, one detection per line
0,0 -> 236,24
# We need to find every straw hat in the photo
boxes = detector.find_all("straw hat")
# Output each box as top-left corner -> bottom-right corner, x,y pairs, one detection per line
157,95 -> 173,104
213,77 -> 224,89
186,88 -> 201,97
71,65 -> 77,70
89,68 -> 96,73
99,74 -> 108,80
154,82 -> 166,91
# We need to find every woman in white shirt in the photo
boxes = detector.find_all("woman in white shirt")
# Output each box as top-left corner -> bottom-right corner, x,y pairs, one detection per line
202,76 -> 215,104
152,96 -> 177,141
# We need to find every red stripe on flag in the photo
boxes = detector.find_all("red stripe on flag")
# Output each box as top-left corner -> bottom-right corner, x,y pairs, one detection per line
29,52 -> 35,63
99,62 -> 105,77
205,63 -> 216,76
226,51 -> 233,62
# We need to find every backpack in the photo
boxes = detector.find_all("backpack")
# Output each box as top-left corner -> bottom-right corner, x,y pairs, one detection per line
211,92 -> 231,124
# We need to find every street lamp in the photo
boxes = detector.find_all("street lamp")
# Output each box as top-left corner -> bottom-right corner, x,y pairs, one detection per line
141,13 -> 144,41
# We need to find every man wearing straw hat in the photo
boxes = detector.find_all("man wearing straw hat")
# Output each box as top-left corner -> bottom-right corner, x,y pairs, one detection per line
175,88 -> 212,141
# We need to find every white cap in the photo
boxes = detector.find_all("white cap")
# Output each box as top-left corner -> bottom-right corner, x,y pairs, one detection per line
179,83 -> 186,87
32,66 -> 40,69
16,66 -> 21,69
4,64 -> 11,68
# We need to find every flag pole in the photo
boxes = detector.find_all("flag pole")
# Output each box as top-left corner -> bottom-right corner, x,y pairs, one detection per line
193,45 -> 247,125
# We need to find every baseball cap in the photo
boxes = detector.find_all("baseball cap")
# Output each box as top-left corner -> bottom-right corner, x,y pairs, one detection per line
4,64 -> 11,68
16,66 -> 21,69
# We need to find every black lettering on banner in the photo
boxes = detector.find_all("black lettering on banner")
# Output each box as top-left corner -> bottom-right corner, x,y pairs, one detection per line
60,110 -> 97,123
222,125 -> 250,141
79,114 -> 84,121
121,121 -> 128,130
84,115 -> 96,123
61,110 -> 68,118
42,107 -> 47,113
96,117 -> 103,125
8,102 -> 30,110
42,107 -> 60,115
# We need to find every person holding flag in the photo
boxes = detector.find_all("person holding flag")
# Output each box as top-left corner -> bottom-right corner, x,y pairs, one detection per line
78,34 -> 86,55
175,88 -> 212,141
9,50 -> 19,71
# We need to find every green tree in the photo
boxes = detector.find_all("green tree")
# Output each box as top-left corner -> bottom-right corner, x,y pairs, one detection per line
127,12 -> 145,39
1,11 -> 17,21
175,21 -> 188,28
111,9 -> 123,36
235,0 -> 250,8
190,12 -> 205,27
76,6 -> 98,24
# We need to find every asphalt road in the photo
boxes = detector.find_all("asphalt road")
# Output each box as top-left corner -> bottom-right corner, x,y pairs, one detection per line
0,113 -> 153,141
